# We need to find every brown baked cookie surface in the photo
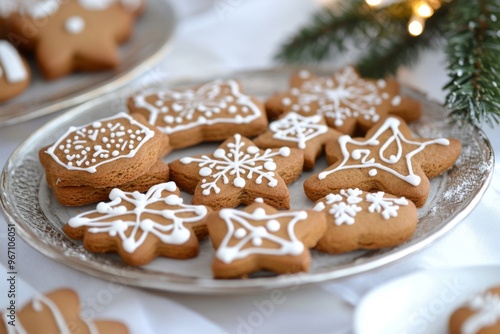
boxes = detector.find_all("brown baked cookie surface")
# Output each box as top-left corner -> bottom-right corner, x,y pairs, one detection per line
128,79 -> 268,149
64,182 -> 211,266
6,0 -> 144,79
207,199 -> 327,278
313,188 -> 417,253
39,112 -> 169,189
449,287 -> 500,334
265,66 -> 421,135
169,134 -> 304,210
0,288 -> 128,334
253,112 -> 340,169
304,116 -> 461,207
0,39 -> 30,102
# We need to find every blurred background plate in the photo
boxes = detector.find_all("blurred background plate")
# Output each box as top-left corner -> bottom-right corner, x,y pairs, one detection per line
354,265 -> 500,334
0,0 -> 176,127
0,68 -> 494,294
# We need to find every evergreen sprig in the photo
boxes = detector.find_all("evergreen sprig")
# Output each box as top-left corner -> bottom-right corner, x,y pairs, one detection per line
275,0 -> 500,127
444,0 -> 500,126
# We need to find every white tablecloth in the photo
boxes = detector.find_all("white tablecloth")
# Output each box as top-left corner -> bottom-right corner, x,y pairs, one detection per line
1,1 -> 499,333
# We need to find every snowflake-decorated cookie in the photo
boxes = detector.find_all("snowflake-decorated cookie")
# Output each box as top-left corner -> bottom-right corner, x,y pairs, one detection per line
0,289 -> 128,334
0,40 -> 31,102
265,66 -> 421,135
312,188 -> 417,253
127,79 -> 269,149
253,112 -> 340,169
6,0 -> 144,79
207,199 -> 327,278
64,182 -> 211,265
449,287 -> 500,334
169,134 -> 304,210
304,116 -> 461,207
39,112 -> 170,189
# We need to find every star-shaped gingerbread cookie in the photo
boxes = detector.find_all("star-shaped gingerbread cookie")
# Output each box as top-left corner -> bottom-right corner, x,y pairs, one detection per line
253,112 -> 340,169
304,116 -> 461,207
64,182 -> 211,266
7,0 -> 144,79
207,199 -> 327,278
265,66 -> 421,135
128,79 -> 269,149
0,288 -> 128,334
169,134 -> 304,210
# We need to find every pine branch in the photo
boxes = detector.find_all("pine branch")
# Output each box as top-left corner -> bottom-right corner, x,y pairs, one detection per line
444,0 -> 500,126
356,4 -> 449,78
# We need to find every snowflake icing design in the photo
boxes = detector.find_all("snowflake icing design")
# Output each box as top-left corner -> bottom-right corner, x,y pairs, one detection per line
45,112 -> 155,173
216,204 -> 308,263
314,188 -> 408,225
68,182 -> 208,253
283,67 -> 398,126
270,112 -> 328,149
318,117 -> 450,186
462,292 -> 500,334
181,134 -> 291,196
133,80 -> 262,134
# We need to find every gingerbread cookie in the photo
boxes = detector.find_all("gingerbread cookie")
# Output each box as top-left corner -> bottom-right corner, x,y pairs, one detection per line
64,182 -> 210,266
0,288 -> 128,334
46,159 -> 169,206
0,40 -> 30,102
265,66 -> 421,135
253,112 -> 340,169
6,0 -> 144,79
449,287 -> 500,334
39,112 -> 169,189
313,188 -> 417,253
169,134 -> 304,210
127,79 -> 269,149
304,116 -> 461,207
207,198 -> 327,278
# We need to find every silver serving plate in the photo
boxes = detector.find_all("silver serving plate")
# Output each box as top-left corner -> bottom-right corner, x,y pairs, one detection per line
0,68 -> 494,294
0,0 -> 176,127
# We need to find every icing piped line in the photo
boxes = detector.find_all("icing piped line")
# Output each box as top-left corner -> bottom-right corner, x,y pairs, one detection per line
0,41 -> 28,84
216,207 -> 308,263
318,117 -> 450,186
269,112 -> 328,149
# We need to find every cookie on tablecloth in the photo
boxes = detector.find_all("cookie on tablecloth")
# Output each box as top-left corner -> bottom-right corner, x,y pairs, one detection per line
0,288 -> 128,334
6,0 -> 145,79
253,112 -> 340,169
127,79 -> 268,149
304,116 -> 461,207
46,159 -> 170,206
207,198 -> 327,278
39,112 -> 170,191
0,40 -> 30,102
449,287 -> 500,334
265,66 -> 421,135
64,182 -> 211,266
169,134 -> 304,210
312,188 -> 417,253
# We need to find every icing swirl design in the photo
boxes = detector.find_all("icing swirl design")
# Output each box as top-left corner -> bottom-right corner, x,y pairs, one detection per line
132,80 -> 263,134
45,112 -> 155,173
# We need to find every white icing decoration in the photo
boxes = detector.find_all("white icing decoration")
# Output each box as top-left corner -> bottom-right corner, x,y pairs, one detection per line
269,112 -> 328,149
45,112 -> 155,173
0,41 -> 28,84
68,182 -> 208,254
461,291 -> 500,334
1,293 -> 99,334
180,134 -> 290,196
132,80 -> 262,134
284,67 -> 387,127
318,117 -> 450,186
391,95 -> 402,106
65,16 -> 85,35
216,207 -> 308,263
313,188 -> 409,225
